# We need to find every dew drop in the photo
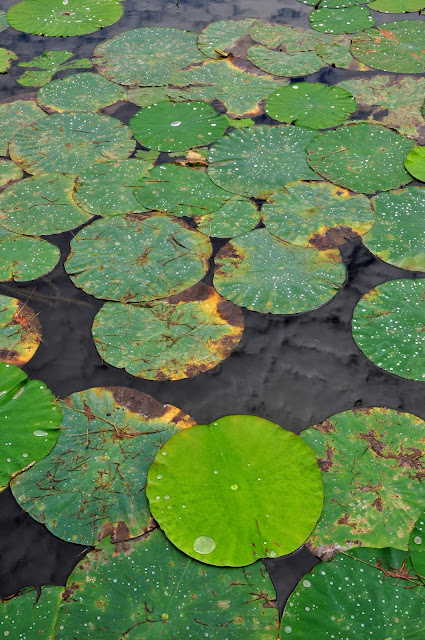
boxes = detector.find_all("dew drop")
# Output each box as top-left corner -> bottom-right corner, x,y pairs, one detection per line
33,430 -> 48,437
193,535 -> 216,555
171,121 -> 182,127
230,484 -> 238,491
269,550 -> 277,558
414,536 -> 422,544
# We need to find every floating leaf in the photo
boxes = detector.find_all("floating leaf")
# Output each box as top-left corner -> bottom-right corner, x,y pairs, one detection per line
147,415 -> 323,566
0,228 -> 60,282
0,99 -> 45,156
0,295 -> 41,366
298,0 -> 363,6
281,547 -> 425,638
0,362 -> 61,489
126,86 -> 169,107
352,279 -> 425,381
405,146 -> 425,181
17,50 -> 93,87
214,228 -> 345,315
129,101 -> 228,152
309,6 -> 375,34
0,159 -> 22,189
208,125 -> 318,199
262,180 -> 375,249
55,529 -> 279,639
12,387 -> 194,545
0,173 -> 91,235
410,511 -> 425,579
306,122 -> 415,193
36,72 -> 126,112
367,0 -> 425,11
302,407 -> 425,552
0,11 -> 7,31
65,214 -> 211,303
265,82 -> 356,129
316,34 -> 372,70
351,20 -> 425,73
197,18 -> 255,58
93,27 -> 205,87
362,186 -> 425,270
168,58 -> 289,118
196,195 -> 261,238
7,0 -> 124,37
0,48 -> 17,74
9,112 -> 135,175
0,586 -> 63,639
74,156 -> 157,218
246,44 -> 326,77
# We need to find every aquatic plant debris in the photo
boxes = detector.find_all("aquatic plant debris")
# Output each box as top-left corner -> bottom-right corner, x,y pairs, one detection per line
147,415 -> 323,566
16,50 -> 93,87
309,5 -> 375,35
0,295 -> 42,366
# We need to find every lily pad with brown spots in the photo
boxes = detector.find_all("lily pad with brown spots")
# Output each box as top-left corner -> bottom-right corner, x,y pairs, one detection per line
197,18 -> 256,58
0,159 -> 23,190
36,72 -> 126,113
0,295 -> 42,366
0,48 -> 17,74
316,34 -> 373,70
0,99 -> 45,156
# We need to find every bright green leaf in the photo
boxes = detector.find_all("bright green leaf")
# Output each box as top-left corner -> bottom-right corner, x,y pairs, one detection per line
410,510 -> 425,580
367,0 -> 425,12
405,146 -> 425,181
309,6 -> 375,34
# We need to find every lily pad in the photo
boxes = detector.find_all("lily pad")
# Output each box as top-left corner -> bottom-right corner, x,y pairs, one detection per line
135,164 -> 232,217
168,58 -> 289,118
74,155 -> 158,218
299,0 -> 363,6
262,180 -> 375,249
36,72 -> 126,112
246,44 -> 326,77
9,112 -> 135,175
302,407 -> 425,553
17,50 -> 93,87
363,186 -> 425,270
306,122 -> 415,193
405,146 -> 425,181
196,195 -> 261,238
55,529 -> 279,639
0,229 -> 60,282
93,283 -> 244,381
197,18 -> 255,58
0,586 -> 63,639
0,295 -> 41,366
281,547 -> 425,638
352,279 -> 425,381
214,228 -> 345,315
129,101 -> 228,153
93,27 -> 205,87
0,362 -> 61,490
351,20 -> 425,73
265,82 -> 356,129
147,415 -> 323,566
410,511 -> 425,579
126,86 -> 170,108
12,387 -> 194,545
0,11 -> 7,31
0,159 -> 23,189
65,214 -> 211,303
0,99 -> 45,156
316,34 -> 372,70
309,6 -> 375,34
0,48 -> 17,74
7,0 -> 124,37
367,0 -> 425,11
208,125 -> 319,199
0,173 -> 92,235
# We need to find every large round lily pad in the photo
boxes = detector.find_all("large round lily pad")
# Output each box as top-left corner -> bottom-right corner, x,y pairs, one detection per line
55,529 -> 279,639
0,99 -> 45,156
214,228 -> 345,315
0,159 -> 22,189
36,72 -> 126,112
0,586 -> 63,639
352,279 -> 425,381
196,195 -> 261,238
0,295 -> 41,366
92,283 -> 244,380
405,146 -> 425,181
7,0 -> 124,37
93,27 -> 205,87
65,214 -> 211,303
208,125 -> 319,199
367,0 -> 425,12
0,362 -> 61,490
197,18 -> 255,58
265,82 -> 356,129
262,180 -> 375,249
302,407 -> 425,553
0,228 -> 60,281
0,173 -> 91,235
309,5 -> 375,34
410,510 -> 425,579
281,547 -> 425,638
147,415 -> 323,566
12,387 -> 194,545
306,122 -> 415,194
351,20 -> 425,73
129,101 -> 228,152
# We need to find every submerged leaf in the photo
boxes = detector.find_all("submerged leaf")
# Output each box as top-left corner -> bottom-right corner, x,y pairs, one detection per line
36,72 -> 126,112
17,50 -> 92,87
0,295 -> 41,366
0,99 -> 45,156
309,6 -> 375,34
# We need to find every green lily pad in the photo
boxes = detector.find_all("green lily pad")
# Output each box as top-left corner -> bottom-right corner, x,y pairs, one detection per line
281,547 -> 425,638
265,82 -> 356,129
36,72 -> 126,112
74,155 -> 158,218
93,27 -> 205,87
7,0 -> 124,37
168,58 -> 289,118
147,415 -> 323,566
0,159 -> 23,189
126,86 -> 170,108
362,186 -> 425,270
367,0 -> 425,12
195,195 -> 261,238
306,122 -> 415,193
410,511 -> 425,579
0,99 -> 45,156
262,180 -> 375,249
0,295 -> 41,366
352,279 -> 425,381
406,146 -> 425,181
0,11 -> 7,31
0,229 -> 60,282
65,214 -> 211,303
55,529 -> 279,639
197,18 -> 255,58
9,112 -> 135,175
214,228 -> 345,315
0,48 -> 17,74
17,50 -> 93,87
12,386 -> 194,545
0,362 -> 61,490
93,283 -> 244,381
299,0 -> 363,6
135,164 -> 232,217
302,407 -> 425,553
249,18 -> 335,49
351,20 -> 425,73
0,173 -> 91,235
309,6 -> 375,34
0,586 -> 63,639
316,34 -> 373,70
208,125 -> 319,199
246,44 -> 326,77
129,101 -> 228,153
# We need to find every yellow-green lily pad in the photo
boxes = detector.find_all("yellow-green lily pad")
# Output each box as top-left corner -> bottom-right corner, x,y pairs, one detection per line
0,295 -> 42,366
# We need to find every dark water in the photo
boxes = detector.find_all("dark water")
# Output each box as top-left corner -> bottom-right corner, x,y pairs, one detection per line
0,0 -> 424,620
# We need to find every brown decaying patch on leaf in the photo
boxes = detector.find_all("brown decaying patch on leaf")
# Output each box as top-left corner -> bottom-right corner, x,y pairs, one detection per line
314,419 -> 336,434
360,428 -> 425,470
108,387 -> 196,428
0,301 -> 42,366
317,445 -> 334,472
308,226 -> 359,251
62,581 -> 82,603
